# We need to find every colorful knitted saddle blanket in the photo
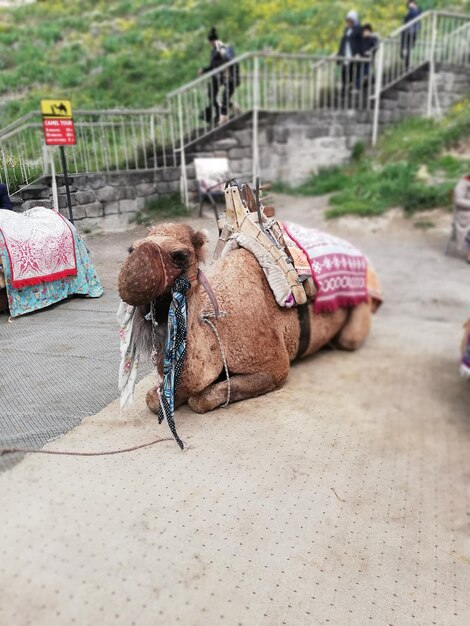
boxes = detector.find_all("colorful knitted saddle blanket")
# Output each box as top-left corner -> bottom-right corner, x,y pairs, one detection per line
0,207 -> 77,289
282,221 -> 382,314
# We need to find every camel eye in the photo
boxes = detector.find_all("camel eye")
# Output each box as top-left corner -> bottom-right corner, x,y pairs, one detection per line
171,250 -> 190,267
128,246 -> 134,254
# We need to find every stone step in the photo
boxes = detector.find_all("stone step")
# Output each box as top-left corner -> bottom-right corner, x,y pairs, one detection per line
20,185 -> 51,200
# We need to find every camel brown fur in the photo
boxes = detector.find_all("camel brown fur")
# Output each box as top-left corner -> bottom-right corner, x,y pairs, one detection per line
119,223 -> 374,414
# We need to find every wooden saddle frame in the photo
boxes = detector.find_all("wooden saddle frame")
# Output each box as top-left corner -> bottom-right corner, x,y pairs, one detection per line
214,181 -> 316,306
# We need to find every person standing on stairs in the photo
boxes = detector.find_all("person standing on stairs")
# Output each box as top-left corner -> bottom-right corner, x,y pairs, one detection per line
361,23 -> 378,87
198,27 -> 239,126
337,10 -> 364,100
401,1 -> 422,70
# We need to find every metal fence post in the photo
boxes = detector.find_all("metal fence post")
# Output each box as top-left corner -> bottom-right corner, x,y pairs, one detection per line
50,148 -> 59,212
42,143 -> 50,176
427,11 -> 438,118
177,94 -> 188,207
1,147 -> 10,196
372,42 -> 384,146
252,55 -> 260,185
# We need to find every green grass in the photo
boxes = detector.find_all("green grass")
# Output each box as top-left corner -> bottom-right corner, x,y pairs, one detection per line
279,101 -> 470,218
0,0 -> 469,125
414,219 -> 436,230
134,193 -> 190,225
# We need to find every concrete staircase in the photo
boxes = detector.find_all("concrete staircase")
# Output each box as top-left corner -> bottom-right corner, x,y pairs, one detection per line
4,10 -> 470,223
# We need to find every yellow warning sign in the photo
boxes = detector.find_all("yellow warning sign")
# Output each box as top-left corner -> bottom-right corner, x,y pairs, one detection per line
40,99 -> 73,119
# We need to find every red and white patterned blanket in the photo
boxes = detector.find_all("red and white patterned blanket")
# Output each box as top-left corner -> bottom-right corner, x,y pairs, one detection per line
0,207 -> 77,289
282,221 -> 369,314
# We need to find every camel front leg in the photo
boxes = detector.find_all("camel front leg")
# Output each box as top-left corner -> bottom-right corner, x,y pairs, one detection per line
146,386 -> 188,415
188,372 -> 278,414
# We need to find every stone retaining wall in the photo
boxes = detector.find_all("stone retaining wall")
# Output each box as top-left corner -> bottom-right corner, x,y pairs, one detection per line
380,63 -> 470,124
186,110 -> 374,189
16,168 -> 180,231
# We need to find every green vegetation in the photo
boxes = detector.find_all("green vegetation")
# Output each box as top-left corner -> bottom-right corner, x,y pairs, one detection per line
134,193 -> 190,225
274,100 -> 470,218
413,219 -> 436,229
0,0 -> 469,125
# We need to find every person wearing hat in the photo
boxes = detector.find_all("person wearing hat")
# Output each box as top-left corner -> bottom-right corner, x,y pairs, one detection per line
337,10 -> 364,98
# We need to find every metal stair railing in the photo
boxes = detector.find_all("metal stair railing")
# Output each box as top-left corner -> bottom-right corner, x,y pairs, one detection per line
378,10 -> 470,94
167,51 -> 374,151
371,10 -> 470,144
1,10 -> 469,201
167,50 -> 375,201
434,17 -> 470,65
0,108 -> 175,196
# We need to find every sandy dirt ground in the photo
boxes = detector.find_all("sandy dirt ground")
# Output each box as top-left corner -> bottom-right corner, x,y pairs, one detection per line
0,195 -> 469,626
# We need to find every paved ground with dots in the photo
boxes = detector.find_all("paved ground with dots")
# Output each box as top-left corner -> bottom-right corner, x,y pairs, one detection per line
0,197 -> 469,625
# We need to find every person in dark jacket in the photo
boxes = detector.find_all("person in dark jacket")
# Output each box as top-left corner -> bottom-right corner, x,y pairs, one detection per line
199,27 -> 238,126
337,10 -> 363,97
361,23 -> 378,85
401,1 -> 422,69
0,183 -> 12,210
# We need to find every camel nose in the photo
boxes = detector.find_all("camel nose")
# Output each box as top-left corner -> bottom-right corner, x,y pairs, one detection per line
118,242 -> 182,306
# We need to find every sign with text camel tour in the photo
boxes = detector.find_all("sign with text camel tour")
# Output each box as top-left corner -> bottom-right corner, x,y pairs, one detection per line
41,99 -> 76,146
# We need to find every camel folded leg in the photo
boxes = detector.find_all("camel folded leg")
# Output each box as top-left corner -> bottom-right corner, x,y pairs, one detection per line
188,372 -> 278,414
334,301 -> 372,351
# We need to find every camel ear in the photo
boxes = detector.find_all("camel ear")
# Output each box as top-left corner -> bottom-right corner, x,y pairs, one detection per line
191,229 -> 209,263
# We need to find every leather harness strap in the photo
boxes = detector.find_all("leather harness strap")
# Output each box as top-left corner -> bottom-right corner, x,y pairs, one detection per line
296,302 -> 311,359
197,269 -> 221,318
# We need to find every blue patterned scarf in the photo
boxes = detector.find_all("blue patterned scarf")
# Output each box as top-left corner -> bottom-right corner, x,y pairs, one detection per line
157,276 -> 190,449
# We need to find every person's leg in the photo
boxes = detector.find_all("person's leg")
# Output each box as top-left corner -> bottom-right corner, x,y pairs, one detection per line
404,31 -> 412,70
341,64 -> 348,99
343,64 -> 354,106
205,82 -> 213,123
409,32 -> 418,67
220,77 -> 228,119
354,61 -> 362,90
221,79 -> 236,117
208,77 -> 220,124
363,62 -> 370,85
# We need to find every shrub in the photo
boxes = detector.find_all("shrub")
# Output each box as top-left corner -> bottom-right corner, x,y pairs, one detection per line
287,98 -> 470,218
134,193 -> 189,225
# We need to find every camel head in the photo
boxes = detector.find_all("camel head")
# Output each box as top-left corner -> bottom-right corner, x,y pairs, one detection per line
118,223 -> 208,306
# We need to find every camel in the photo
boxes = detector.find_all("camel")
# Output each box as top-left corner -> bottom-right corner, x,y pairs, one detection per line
118,220 -> 377,417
